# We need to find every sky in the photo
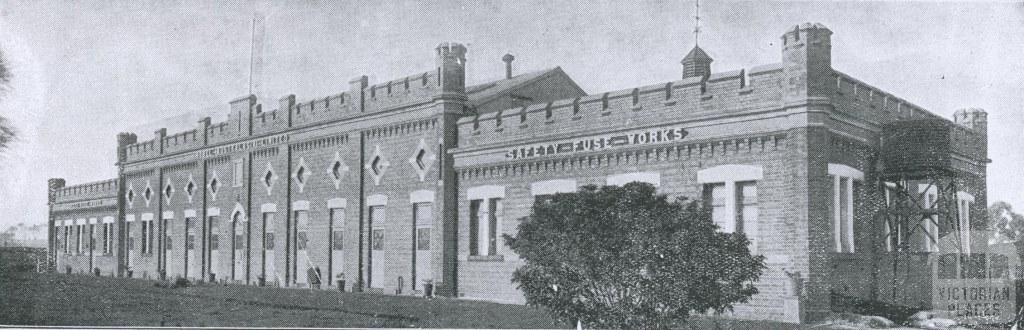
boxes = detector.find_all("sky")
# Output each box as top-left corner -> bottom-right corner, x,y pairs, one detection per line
0,1 -> 1021,230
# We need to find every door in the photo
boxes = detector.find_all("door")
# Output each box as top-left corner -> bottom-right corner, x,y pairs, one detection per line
232,212 -> 246,282
186,218 -> 197,279
369,206 -> 385,289
209,216 -> 220,282
330,208 -> 344,288
165,219 -> 179,277
263,212 -> 277,285
294,210 -> 309,286
89,224 -> 96,270
125,222 -> 133,275
413,203 -> 432,291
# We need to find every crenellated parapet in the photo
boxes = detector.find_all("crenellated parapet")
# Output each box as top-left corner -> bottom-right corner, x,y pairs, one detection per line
54,179 -> 118,204
831,71 -> 942,124
161,129 -> 201,155
125,139 -> 159,162
117,41 -> 467,165
122,72 -> 450,164
457,63 -> 787,150
363,70 -> 441,113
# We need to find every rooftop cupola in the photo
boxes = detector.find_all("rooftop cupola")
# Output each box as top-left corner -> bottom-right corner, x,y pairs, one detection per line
681,45 -> 713,80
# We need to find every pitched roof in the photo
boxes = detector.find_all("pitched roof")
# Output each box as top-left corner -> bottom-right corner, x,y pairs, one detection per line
466,67 -> 583,106
682,45 -> 713,63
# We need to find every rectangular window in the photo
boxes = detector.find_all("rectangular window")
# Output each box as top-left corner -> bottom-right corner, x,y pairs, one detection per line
234,222 -> 244,250
489,199 -> 501,255
124,222 -> 132,251
704,183 -> 729,232
210,218 -> 219,250
140,222 -> 148,254
77,225 -> 83,254
297,232 -> 307,250
469,199 -> 501,256
737,181 -> 758,252
63,227 -> 70,253
296,210 -> 309,228
371,229 -> 384,250
186,217 -> 195,250
166,224 -> 173,251
295,210 -> 308,251
233,159 -> 244,187
469,200 -> 481,256
332,231 -> 344,250
414,202 -> 432,251
264,212 -> 274,251
702,181 -> 757,245
264,232 -> 275,250
369,206 -> 384,251
147,221 -> 154,253
832,175 -> 857,253
102,224 -> 109,254
417,228 -> 431,251
107,224 -> 114,254
839,177 -> 851,251
331,208 -> 344,251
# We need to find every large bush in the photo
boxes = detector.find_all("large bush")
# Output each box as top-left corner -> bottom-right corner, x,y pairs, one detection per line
505,182 -> 765,329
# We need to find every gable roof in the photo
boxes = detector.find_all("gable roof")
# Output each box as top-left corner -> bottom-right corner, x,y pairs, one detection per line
466,66 -> 585,107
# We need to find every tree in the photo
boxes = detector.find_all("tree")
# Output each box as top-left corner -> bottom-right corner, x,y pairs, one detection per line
0,47 -> 14,156
504,182 -> 766,329
0,116 -> 15,155
990,201 -> 1024,254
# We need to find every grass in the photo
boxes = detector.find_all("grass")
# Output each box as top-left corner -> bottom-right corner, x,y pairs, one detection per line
0,248 -> 807,328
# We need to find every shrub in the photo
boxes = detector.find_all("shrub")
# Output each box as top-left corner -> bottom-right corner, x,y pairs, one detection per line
505,183 -> 766,329
172,277 -> 190,289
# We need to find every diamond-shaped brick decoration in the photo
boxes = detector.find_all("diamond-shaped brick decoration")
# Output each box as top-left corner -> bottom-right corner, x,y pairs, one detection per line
207,171 -> 221,201
293,157 -> 310,193
185,174 -> 196,204
407,138 -> 436,182
163,180 -> 175,205
365,145 -> 390,186
143,181 -> 153,207
327,151 -> 350,190
263,162 -> 277,196
125,182 -> 135,209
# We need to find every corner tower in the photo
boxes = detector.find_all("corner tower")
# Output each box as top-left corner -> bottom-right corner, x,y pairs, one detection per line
781,23 -> 833,101
433,42 -> 467,298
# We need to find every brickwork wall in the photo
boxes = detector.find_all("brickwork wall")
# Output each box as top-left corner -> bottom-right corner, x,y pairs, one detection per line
360,115 -> 443,294
455,125 -> 805,320
49,25 -> 990,326
285,132 -> 361,289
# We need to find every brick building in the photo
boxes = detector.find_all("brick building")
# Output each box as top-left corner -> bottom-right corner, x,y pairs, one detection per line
48,23 -> 995,323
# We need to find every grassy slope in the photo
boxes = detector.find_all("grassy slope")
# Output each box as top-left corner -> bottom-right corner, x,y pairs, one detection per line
0,248 -> 805,329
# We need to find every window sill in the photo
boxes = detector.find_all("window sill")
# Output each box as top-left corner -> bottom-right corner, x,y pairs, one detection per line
468,255 -> 504,262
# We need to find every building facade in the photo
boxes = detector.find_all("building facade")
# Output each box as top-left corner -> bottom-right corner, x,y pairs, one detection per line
48,23 -> 993,323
